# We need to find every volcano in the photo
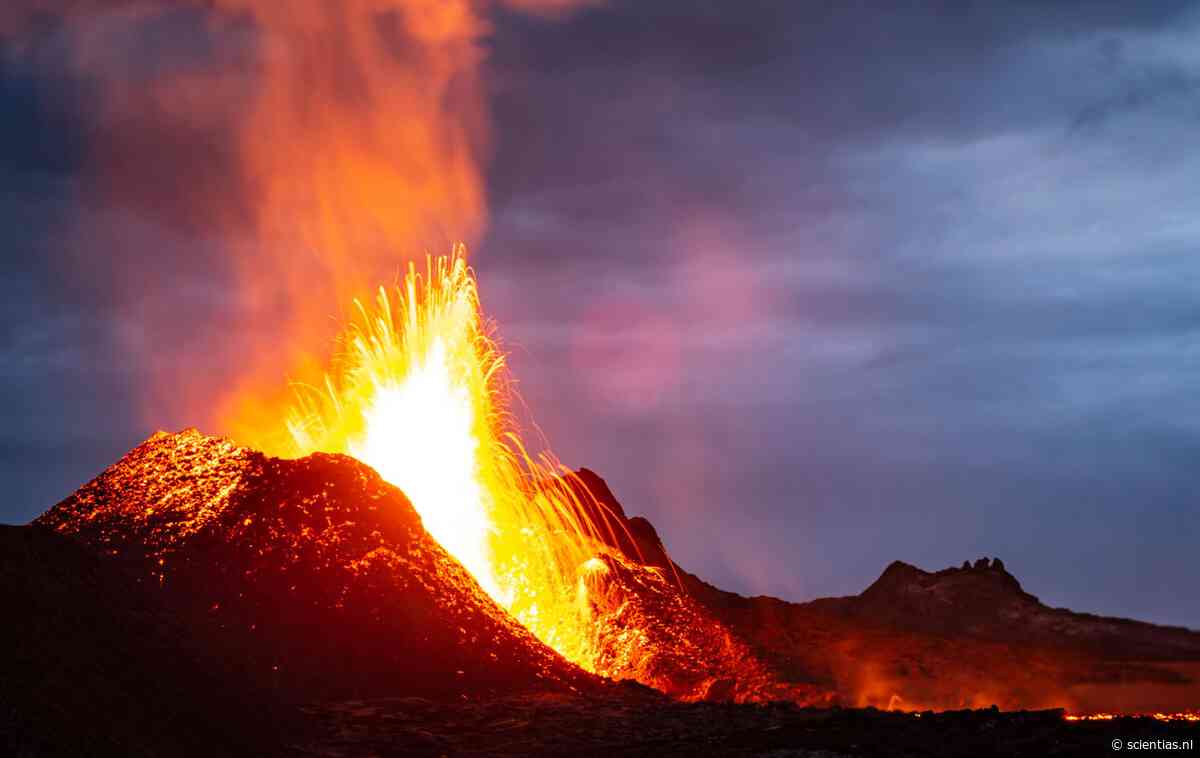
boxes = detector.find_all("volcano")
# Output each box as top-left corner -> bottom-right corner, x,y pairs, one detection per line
4,429 -> 1199,755
30,429 -> 597,703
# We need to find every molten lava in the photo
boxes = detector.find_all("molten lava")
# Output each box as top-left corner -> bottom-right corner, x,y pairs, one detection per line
1065,713 -> 1200,723
285,248 -> 631,669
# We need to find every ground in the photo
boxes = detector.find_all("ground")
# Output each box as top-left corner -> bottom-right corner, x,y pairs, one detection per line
291,692 -> 1199,757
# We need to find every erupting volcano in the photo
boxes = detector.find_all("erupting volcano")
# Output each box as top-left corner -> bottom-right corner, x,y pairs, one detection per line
3,1 -> 1199,755
282,248 -> 657,670
5,252 -> 1200,754
8,250 -> 1200,753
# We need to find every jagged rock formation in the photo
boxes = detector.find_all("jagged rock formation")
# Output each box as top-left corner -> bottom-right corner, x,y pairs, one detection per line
571,468 -> 673,572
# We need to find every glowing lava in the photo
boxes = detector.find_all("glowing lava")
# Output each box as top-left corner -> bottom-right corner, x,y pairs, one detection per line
286,248 -> 629,668
351,337 -> 497,596
1065,713 -> 1200,723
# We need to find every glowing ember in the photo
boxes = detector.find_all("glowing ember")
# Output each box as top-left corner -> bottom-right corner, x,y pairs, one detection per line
286,248 -> 631,668
1065,712 -> 1200,722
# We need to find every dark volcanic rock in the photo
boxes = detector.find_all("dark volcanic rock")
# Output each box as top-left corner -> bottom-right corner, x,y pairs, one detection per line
571,468 -> 672,571
0,523 -> 285,757
853,558 -> 1040,636
293,693 -> 1200,757
849,559 -> 1200,661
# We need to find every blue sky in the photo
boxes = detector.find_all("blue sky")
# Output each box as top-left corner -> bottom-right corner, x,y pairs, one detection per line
2,1 -> 1198,626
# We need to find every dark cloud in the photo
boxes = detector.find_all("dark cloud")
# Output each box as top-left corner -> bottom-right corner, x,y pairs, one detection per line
481,0 -> 1200,627
1,4 -> 256,235
1072,57 -> 1200,132
0,51 -> 90,175
2,0 -> 1199,629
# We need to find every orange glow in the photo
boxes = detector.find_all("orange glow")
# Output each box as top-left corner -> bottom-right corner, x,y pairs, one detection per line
350,334 -> 498,598
205,0 -> 606,454
286,249 -> 637,668
1065,712 -> 1200,722
210,0 -> 491,444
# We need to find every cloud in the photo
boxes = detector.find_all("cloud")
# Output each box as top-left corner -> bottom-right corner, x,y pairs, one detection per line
2,0 -> 1199,627
480,0 -> 1200,626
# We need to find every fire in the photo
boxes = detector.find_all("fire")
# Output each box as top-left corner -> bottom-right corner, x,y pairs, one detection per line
286,248 -> 629,668
289,253 -> 502,600
210,0 -> 493,444
351,337 -> 498,597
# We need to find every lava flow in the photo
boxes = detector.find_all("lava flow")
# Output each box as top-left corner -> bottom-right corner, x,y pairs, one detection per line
1065,713 -> 1200,723
284,247 -> 639,669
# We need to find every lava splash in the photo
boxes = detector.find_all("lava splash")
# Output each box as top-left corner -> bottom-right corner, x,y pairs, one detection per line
283,248 -> 643,671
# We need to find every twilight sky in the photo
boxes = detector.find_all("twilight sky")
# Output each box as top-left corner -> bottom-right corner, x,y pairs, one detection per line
2,1 -> 1198,627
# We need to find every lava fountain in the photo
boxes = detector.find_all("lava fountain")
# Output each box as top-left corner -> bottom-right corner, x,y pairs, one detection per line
285,248 -> 639,668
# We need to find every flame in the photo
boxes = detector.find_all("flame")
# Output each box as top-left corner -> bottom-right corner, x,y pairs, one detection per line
211,0 -> 492,442
286,249 -> 630,668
